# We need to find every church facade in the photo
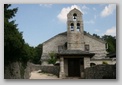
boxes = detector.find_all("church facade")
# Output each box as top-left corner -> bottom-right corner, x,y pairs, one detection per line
40,8 -> 111,78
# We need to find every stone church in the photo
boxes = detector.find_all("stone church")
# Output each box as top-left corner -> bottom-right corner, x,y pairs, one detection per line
40,8 -> 112,78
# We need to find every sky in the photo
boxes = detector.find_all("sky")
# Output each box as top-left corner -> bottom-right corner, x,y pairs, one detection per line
10,4 -> 116,47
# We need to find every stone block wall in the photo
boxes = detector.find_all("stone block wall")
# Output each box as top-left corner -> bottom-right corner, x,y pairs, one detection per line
90,59 -> 116,65
41,34 -> 67,65
84,57 -> 90,69
84,35 -> 107,59
41,32 -> 107,65
84,65 -> 116,79
4,62 -> 31,79
42,35 -> 67,53
4,62 -> 60,79
30,63 -> 60,76
4,62 -> 22,79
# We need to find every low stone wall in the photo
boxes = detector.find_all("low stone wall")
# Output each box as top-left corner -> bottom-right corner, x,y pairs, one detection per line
30,63 -> 60,76
4,62 -> 60,79
4,62 -> 22,79
84,65 -> 116,79
4,62 -> 31,79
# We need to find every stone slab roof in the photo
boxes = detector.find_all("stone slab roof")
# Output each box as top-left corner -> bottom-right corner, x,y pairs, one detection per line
107,52 -> 116,58
59,31 -> 106,43
43,31 -> 106,44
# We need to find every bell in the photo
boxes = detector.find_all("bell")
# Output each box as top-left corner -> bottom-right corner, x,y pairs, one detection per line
71,26 -> 73,28
74,16 -> 76,19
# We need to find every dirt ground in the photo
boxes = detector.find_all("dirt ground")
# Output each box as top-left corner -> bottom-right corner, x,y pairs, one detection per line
29,70 -> 60,79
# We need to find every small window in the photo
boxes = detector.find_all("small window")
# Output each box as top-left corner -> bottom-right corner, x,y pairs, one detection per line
70,23 -> 74,31
85,44 -> 89,51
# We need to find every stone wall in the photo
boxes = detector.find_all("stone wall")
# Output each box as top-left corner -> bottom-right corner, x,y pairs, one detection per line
84,65 -> 116,79
84,57 -> 90,69
84,35 -> 107,59
4,62 -> 21,79
90,59 -> 116,65
4,62 -> 31,79
42,34 -> 67,54
41,34 -> 67,65
41,33 -> 107,65
4,62 -> 60,79
29,63 -> 60,76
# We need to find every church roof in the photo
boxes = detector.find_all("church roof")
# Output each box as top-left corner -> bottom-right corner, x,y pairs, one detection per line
67,8 -> 83,16
43,31 -> 106,44
59,31 -> 106,43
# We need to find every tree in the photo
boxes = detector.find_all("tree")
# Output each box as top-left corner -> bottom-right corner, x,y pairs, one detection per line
31,44 -> 42,64
4,4 -> 25,64
102,35 -> 116,53
48,51 -> 57,65
93,33 -> 100,38
4,4 -> 43,65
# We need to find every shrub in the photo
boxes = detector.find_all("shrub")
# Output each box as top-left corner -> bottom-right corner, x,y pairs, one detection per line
48,51 -> 57,65
102,61 -> 108,65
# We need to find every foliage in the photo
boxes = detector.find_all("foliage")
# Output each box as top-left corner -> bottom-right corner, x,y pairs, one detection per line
87,32 -> 116,54
4,4 -> 25,64
48,51 -> 57,65
93,33 -> 100,38
102,61 -> 108,65
4,4 -> 43,79
4,4 -> 42,65
31,44 -> 42,64
102,35 -> 116,53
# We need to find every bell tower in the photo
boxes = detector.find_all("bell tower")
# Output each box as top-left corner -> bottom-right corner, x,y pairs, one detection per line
67,8 -> 84,50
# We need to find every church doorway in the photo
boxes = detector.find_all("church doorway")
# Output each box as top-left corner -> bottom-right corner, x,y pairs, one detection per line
68,58 -> 80,77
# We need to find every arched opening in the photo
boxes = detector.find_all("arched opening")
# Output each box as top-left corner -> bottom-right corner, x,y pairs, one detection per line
90,63 -> 96,67
73,13 -> 77,21
70,23 -> 74,31
77,23 -> 80,31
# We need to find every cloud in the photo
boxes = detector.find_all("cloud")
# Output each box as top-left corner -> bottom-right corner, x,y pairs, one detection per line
81,5 -> 89,14
82,5 -> 89,10
101,4 -> 116,17
57,5 -> 82,23
39,4 -> 52,8
95,29 -> 100,32
84,20 -> 95,24
105,26 -> 116,36
94,15 -> 97,19
93,7 -> 96,11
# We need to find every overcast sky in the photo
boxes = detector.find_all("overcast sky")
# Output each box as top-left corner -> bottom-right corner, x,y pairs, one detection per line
10,4 -> 116,47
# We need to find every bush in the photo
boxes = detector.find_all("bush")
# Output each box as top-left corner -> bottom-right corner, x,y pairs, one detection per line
102,61 -> 108,65
48,51 -> 57,65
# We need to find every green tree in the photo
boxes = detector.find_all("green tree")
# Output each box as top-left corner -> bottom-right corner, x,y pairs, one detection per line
93,33 -> 100,38
31,44 -> 42,64
102,35 -> 116,53
4,4 -> 25,64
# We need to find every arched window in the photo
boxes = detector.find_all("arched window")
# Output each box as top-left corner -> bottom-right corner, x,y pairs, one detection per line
77,23 -> 80,31
73,13 -> 77,21
70,23 -> 74,31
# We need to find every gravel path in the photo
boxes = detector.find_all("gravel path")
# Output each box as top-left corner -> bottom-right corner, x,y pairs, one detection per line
29,71 -> 60,79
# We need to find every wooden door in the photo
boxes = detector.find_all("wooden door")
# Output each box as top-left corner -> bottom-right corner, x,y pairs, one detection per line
68,58 -> 80,77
